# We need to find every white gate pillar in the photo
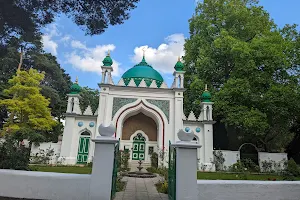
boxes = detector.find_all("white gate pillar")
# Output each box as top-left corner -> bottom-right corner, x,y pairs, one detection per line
173,130 -> 201,200
89,124 -> 118,200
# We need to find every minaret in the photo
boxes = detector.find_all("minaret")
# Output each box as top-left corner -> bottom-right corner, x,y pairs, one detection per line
200,84 -> 215,171
172,56 -> 185,142
66,77 -> 82,114
172,56 -> 185,88
101,50 -> 114,84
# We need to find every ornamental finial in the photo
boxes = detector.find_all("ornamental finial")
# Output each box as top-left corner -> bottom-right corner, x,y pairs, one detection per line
205,84 -> 208,91
178,56 -> 181,62
107,50 -> 110,56
142,47 -> 146,57
75,76 -> 78,84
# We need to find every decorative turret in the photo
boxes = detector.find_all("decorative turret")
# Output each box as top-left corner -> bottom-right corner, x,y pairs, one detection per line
174,56 -> 184,71
172,56 -> 185,88
201,84 -> 212,102
101,50 -> 114,85
70,77 -> 81,94
102,50 -> 113,66
67,77 -> 82,114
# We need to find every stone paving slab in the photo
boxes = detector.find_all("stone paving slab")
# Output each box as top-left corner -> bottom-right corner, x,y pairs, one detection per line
115,176 -> 168,200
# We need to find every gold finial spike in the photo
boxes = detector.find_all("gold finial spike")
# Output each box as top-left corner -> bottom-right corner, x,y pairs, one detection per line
75,76 -> 78,84
178,56 -> 181,62
205,84 -> 208,91
107,50 -> 110,56
142,47 -> 146,57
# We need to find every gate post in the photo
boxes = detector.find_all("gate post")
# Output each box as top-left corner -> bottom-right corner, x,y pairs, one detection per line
89,124 -> 118,200
172,130 -> 201,200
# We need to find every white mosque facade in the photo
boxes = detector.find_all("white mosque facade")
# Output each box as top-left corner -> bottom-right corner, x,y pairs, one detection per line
31,52 -> 215,171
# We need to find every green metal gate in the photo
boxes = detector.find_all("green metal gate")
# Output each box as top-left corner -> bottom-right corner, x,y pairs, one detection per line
111,139 -> 120,199
76,136 -> 90,164
132,133 -> 145,160
168,140 -> 176,200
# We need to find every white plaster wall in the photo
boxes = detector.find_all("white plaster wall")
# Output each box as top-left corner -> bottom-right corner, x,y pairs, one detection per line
258,152 -> 288,172
0,169 -> 90,200
219,150 -> 240,169
197,180 -> 300,200
31,142 -> 62,164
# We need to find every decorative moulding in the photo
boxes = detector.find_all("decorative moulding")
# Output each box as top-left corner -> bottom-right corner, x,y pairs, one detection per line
160,82 -> 168,89
83,105 -> 93,115
94,108 -> 98,115
149,80 -> 158,88
188,111 -> 197,121
117,78 -> 125,86
128,78 -> 136,87
138,79 -> 147,87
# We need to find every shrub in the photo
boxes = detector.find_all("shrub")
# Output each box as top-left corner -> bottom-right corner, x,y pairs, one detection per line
116,176 -> 126,192
146,167 -> 158,173
120,150 -> 130,171
30,146 -> 55,164
155,180 -> 168,194
285,159 -> 300,177
150,152 -> 158,168
228,159 -> 259,173
213,150 -> 225,171
0,137 -> 30,170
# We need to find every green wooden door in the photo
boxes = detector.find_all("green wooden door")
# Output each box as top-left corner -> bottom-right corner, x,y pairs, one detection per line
132,133 -> 146,160
77,136 -> 90,164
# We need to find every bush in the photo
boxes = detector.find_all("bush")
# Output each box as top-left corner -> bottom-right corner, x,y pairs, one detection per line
228,159 -> 259,173
0,137 -> 30,170
150,152 -> 158,168
116,176 -> 126,192
146,167 -> 158,173
120,150 -> 130,171
30,146 -> 55,164
155,180 -> 168,194
284,159 -> 300,179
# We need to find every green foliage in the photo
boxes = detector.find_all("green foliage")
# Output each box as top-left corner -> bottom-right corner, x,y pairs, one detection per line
184,0 -> 300,152
79,87 -> 100,114
117,150 -> 130,172
213,150 -> 225,171
150,152 -> 158,169
116,176 -> 126,192
0,69 -> 57,140
30,147 -> 55,165
146,167 -> 158,173
155,181 -> 168,194
228,159 -> 260,173
0,136 -> 30,170
285,159 -> 300,177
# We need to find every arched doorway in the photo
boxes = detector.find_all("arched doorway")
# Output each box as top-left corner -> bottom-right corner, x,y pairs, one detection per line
77,131 -> 90,164
132,133 -> 146,160
122,112 -> 158,162
239,143 -> 259,165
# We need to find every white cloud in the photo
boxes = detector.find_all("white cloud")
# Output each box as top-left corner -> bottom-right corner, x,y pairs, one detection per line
71,40 -> 87,50
42,23 -> 59,55
66,42 -> 121,77
42,35 -> 58,55
131,33 -> 185,74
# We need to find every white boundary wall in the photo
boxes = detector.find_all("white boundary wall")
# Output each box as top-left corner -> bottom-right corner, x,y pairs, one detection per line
0,169 -> 90,200
218,150 -> 240,169
258,152 -> 287,172
31,142 -> 62,164
197,180 -> 300,200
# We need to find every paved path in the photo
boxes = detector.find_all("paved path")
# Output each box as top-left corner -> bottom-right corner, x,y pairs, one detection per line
114,176 -> 168,200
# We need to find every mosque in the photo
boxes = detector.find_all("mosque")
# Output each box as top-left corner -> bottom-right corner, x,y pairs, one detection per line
33,50 -> 215,171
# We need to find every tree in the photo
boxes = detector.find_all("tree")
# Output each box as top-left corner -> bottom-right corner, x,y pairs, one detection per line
184,0 -> 300,152
80,87 -> 100,114
0,69 -> 57,142
0,0 -> 140,44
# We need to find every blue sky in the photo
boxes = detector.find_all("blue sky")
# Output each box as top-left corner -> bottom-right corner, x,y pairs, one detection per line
41,0 -> 300,89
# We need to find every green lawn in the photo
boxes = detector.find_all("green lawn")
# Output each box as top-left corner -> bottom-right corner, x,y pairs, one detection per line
197,171 -> 300,181
29,165 -> 92,174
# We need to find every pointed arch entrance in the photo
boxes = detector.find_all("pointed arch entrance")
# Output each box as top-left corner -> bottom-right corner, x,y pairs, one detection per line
77,131 -> 91,164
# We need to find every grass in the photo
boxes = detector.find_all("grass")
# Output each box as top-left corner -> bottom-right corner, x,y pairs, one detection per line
29,165 -> 92,174
197,171 -> 300,181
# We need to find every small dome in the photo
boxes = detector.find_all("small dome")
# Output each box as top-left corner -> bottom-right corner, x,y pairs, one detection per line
174,57 -> 184,71
102,51 -> 113,66
201,85 -> 211,102
70,78 -> 81,94
121,56 -> 164,87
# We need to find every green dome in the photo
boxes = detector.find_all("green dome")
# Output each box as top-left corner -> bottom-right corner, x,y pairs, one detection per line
121,56 -> 164,87
102,53 -> 113,66
201,85 -> 211,102
70,78 -> 81,94
174,57 -> 184,71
